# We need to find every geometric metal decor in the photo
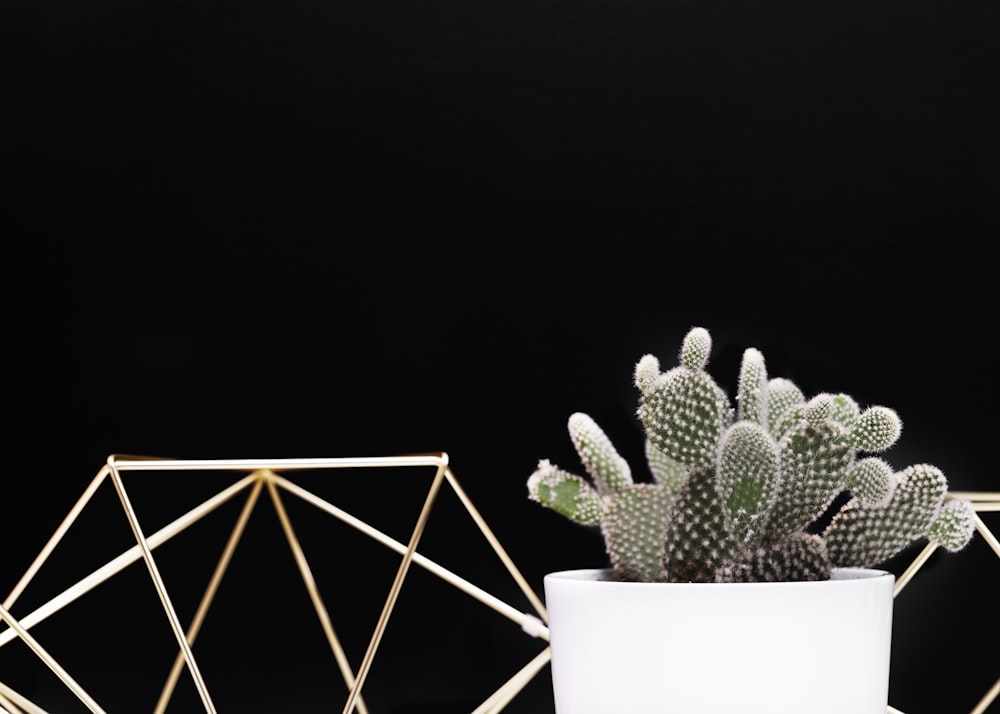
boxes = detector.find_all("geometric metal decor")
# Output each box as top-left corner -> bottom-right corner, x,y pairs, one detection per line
889,491 -> 1000,714
0,455 -> 995,714
0,453 -> 551,714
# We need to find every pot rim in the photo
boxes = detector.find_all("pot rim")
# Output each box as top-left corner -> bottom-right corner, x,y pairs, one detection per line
544,566 -> 894,587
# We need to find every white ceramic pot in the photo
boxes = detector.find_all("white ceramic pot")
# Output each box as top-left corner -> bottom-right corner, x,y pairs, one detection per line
544,567 -> 894,714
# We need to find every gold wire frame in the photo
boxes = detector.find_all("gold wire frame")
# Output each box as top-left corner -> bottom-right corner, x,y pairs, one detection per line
0,453 -> 552,714
890,491 -> 1000,714
0,457 -> 996,714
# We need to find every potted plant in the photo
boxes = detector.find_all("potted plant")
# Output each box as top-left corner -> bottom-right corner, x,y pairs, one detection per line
528,326 -> 977,714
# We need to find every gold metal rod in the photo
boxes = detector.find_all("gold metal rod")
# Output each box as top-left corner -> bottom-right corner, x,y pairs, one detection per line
0,691 -> 21,714
273,475 -> 548,640
0,692 -> 16,714
0,475 -> 256,649
153,477 -> 265,714
4,467 -> 109,611
0,681 -> 41,714
110,454 -> 448,473
0,682 -> 41,714
969,675 -> 1000,714
0,605 -> 106,714
949,492 -> 1000,502
341,462 -> 448,714
265,476 -> 369,714
106,457 -> 217,714
894,541 -> 938,598
444,468 -> 548,622
471,647 -> 552,714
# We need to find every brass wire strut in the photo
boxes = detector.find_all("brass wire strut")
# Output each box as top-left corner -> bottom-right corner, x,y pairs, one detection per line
0,460 -> 995,714
0,454 -> 549,714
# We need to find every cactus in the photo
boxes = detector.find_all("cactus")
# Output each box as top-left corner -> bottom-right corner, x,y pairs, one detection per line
527,326 -> 977,583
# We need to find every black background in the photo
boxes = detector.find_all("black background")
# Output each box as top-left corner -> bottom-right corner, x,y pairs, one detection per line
4,0 -> 999,711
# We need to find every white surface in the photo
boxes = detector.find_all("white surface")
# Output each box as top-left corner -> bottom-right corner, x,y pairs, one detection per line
544,567 -> 895,714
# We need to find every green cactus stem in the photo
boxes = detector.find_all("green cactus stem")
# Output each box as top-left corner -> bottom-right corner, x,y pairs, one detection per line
823,463 -> 967,568
527,460 -> 603,526
636,329 -> 732,470
602,484 -> 674,582
661,466 -> 738,583
716,420 -> 779,548
644,438 -> 688,495
716,532 -> 830,583
766,378 -> 806,437
567,411 -> 632,498
528,413 -> 675,581
736,347 -> 768,427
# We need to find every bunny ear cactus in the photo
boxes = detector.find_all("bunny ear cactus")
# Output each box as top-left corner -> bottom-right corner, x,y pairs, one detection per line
528,412 -> 676,582
823,464 -> 977,567
636,327 -> 733,470
528,325 -> 977,583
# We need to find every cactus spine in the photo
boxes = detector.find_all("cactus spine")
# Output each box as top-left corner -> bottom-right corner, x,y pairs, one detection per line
527,326 -> 976,583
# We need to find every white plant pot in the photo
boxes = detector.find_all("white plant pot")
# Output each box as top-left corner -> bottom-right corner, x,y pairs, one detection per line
544,567 -> 894,714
